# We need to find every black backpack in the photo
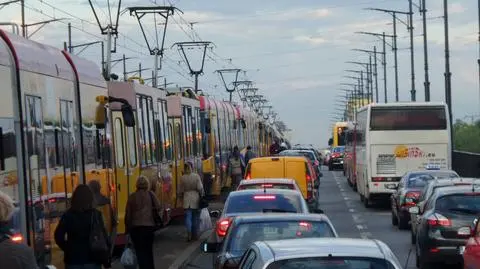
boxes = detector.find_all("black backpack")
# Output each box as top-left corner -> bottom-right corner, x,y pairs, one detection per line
89,210 -> 109,264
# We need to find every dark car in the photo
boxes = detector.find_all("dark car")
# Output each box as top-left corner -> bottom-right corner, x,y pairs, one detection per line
391,169 -> 459,230
391,174 -> 434,230
410,177 -> 478,244
412,185 -> 480,268
211,189 -> 320,242
328,146 -> 345,171
203,213 -> 338,269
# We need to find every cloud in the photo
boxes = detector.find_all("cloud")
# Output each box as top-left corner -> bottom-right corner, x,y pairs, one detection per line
293,35 -> 326,45
450,3 -> 466,14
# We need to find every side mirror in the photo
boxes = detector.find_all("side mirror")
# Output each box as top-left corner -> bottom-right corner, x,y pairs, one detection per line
313,208 -> 324,214
209,210 -> 221,218
121,104 -> 136,127
202,242 -> 220,253
408,206 -> 419,214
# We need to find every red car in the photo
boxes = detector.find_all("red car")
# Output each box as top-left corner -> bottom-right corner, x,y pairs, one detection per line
463,217 -> 480,268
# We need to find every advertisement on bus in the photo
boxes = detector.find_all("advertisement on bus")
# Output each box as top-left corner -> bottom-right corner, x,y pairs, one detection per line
371,143 -> 449,178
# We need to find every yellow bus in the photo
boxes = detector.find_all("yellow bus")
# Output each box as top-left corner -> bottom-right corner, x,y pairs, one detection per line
332,122 -> 348,147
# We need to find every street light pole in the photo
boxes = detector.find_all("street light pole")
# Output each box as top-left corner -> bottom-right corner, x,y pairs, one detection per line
408,0 -> 416,101
421,0 -> 431,101
373,46 -> 379,103
443,0 -> 453,144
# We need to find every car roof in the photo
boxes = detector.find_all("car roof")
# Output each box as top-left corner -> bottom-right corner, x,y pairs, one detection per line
250,156 -> 307,162
435,185 -> 479,196
228,189 -> 303,197
239,178 -> 297,185
258,238 -> 388,260
407,170 -> 458,175
430,177 -> 480,187
233,213 -> 330,223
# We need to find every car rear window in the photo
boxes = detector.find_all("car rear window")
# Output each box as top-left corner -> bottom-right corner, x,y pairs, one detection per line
332,147 -> 345,153
407,175 -> 434,188
225,193 -> 303,214
266,257 -> 396,269
227,221 -> 335,253
435,193 -> 480,215
430,171 -> 459,179
238,183 -> 295,190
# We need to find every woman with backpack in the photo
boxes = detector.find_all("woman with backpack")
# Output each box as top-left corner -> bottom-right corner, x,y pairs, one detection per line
54,184 -> 111,269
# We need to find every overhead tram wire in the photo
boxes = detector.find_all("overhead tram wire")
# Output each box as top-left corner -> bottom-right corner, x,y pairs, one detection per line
20,0 -> 207,86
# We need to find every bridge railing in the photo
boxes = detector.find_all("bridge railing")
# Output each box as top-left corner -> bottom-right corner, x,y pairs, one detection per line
452,150 -> 480,177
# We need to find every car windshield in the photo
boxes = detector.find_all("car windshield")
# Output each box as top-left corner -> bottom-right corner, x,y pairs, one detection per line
238,183 -> 295,190
228,221 -> 335,254
407,175 -> 434,188
332,147 -> 345,153
435,193 -> 480,214
266,257 -> 396,269
224,193 -> 303,214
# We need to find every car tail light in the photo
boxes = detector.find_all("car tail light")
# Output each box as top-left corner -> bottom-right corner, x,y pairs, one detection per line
403,191 -> 420,206
253,195 -> 276,200
261,184 -> 273,188
427,213 -> 451,227
372,177 -> 384,182
11,234 -> 23,242
245,172 -> 251,180
216,217 -> 233,237
48,198 -> 56,203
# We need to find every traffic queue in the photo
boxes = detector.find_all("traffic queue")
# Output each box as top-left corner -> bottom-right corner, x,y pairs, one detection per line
202,143 -> 405,269
333,102 -> 480,269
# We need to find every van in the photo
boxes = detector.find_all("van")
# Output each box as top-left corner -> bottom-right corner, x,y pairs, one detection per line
244,156 -> 317,205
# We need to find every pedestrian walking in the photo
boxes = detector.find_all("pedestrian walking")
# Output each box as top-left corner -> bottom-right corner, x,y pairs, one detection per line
228,146 -> 244,190
244,145 -> 256,165
88,180 -> 116,236
54,184 -> 111,269
125,176 -> 161,269
178,162 -> 204,241
269,139 -> 280,155
0,190 -> 38,269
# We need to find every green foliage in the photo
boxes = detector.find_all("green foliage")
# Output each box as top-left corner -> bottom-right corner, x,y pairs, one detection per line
454,119 -> 480,153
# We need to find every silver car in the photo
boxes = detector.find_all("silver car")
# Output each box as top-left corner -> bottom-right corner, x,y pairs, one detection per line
236,237 -> 403,269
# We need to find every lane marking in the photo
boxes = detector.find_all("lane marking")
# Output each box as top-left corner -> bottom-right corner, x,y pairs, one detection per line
356,224 -> 366,230
349,208 -> 355,213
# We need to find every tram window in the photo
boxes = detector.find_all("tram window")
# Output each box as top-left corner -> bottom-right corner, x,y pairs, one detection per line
114,119 -> 124,167
162,101 -> 172,161
175,123 -> 183,159
147,98 -> 155,163
192,109 -> 198,156
136,96 -> 146,165
154,117 -> 163,161
127,126 -> 137,167
187,107 -> 193,157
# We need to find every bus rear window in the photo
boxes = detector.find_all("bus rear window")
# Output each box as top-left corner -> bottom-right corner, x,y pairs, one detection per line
370,106 -> 447,131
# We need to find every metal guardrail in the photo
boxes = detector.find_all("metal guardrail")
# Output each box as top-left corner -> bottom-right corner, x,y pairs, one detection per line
452,150 -> 480,177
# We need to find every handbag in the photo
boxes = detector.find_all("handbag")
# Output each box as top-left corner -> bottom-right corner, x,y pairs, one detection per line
149,191 -> 163,230
89,210 -> 109,264
199,195 -> 209,209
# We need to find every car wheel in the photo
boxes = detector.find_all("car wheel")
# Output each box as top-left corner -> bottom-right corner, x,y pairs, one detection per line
343,169 -> 346,176
398,214 -> 409,230
411,230 -> 416,244
328,165 -> 333,171
391,210 -> 398,226
360,194 -> 364,202
353,183 -> 357,192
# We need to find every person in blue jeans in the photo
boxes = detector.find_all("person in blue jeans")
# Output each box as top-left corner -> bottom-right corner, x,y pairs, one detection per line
178,162 -> 205,241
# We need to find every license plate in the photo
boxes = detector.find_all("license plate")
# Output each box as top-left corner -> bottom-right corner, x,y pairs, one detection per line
458,246 -> 465,254
385,184 -> 397,189
264,227 -> 278,234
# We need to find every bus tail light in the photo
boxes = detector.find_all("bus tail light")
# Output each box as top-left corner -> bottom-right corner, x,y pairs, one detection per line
11,234 -> 23,242
372,177 -> 384,182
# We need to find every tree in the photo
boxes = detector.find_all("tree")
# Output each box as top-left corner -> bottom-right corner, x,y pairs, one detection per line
453,119 -> 480,153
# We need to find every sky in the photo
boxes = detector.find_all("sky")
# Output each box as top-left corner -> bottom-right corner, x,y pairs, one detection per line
0,0 -> 477,147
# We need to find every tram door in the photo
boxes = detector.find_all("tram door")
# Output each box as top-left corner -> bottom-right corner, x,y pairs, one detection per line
111,111 -> 139,235
170,118 -> 183,208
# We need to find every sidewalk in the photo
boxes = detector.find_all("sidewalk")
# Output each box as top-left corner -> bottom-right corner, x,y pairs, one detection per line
111,201 -> 225,269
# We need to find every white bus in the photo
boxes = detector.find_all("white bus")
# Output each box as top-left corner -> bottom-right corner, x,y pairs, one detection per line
355,102 -> 451,207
